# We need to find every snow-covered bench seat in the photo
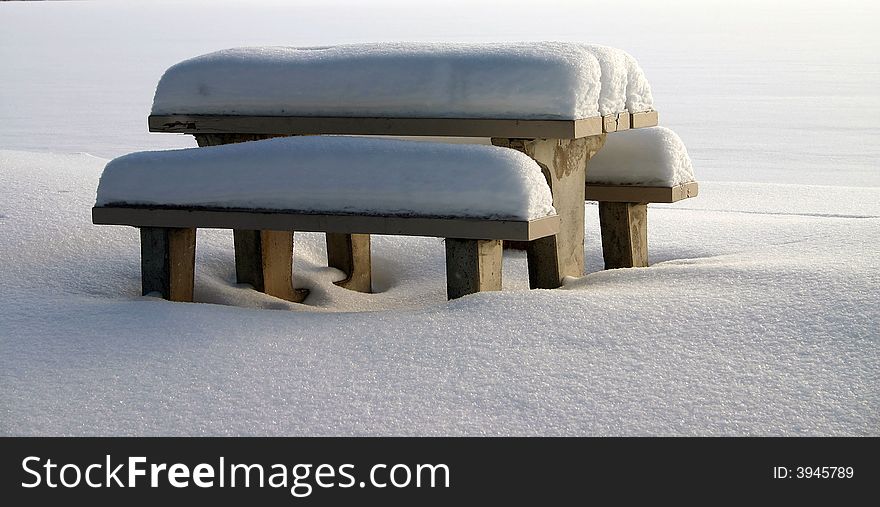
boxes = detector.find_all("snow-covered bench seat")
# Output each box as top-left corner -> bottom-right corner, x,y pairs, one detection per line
147,42 -> 660,291
585,127 -> 699,269
92,136 -> 560,302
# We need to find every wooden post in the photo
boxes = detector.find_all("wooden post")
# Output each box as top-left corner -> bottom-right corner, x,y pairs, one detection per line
140,227 -> 196,302
193,133 -> 372,295
598,202 -> 648,269
234,229 -> 308,303
326,233 -> 372,292
491,135 -> 605,288
444,239 -> 502,300
194,134 -> 307,302
194,133 -> 276,296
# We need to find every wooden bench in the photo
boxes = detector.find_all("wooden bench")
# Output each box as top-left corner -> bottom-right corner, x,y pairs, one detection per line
92,206 -> 559,301
586,181 -> 699,269
92,136 -> 560,301
583,125 -> 699,269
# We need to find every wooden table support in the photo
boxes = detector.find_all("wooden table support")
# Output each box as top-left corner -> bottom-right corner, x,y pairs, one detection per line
491,135 -> 605,288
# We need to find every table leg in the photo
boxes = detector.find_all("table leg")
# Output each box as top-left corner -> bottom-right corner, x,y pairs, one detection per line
492,135 -> 605,288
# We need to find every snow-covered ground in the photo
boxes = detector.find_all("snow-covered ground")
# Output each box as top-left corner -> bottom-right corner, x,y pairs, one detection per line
1,0 -> 877,435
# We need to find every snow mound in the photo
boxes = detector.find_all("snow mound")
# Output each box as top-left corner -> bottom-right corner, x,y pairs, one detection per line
95,136 -> 555,221
588,126 -> 695,186
150,42 -> 655,119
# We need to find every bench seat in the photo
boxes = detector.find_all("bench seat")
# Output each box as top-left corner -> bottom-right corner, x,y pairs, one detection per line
585,181 -> 699,204
585,126 -> 699,269
92,207 -> 559,241
93,136 -> 559,302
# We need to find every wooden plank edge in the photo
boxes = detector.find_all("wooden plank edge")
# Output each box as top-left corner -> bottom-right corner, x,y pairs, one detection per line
149,115 -> 618,139
585,181 -> 699,203
601,112 -> 632,133
574,117 -> 603,137
92,207 -> 560,242
526,215 -> 561,241
630,110 -> 659,129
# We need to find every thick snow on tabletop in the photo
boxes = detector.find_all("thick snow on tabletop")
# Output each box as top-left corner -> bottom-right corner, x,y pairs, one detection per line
588,127 -> 695,186
95,136 -> 555,221
150,42 -> 654,119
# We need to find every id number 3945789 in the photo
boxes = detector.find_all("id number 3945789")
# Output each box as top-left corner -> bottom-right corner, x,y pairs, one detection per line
773,466 -> 854,479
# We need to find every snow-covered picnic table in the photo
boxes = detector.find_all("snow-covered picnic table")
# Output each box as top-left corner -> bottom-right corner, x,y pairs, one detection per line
146,42 -> 691,294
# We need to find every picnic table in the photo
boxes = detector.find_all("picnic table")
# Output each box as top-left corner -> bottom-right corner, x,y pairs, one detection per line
143,42 -> 687,298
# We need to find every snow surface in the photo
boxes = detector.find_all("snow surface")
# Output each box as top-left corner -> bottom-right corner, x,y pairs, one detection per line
96,136 -> 554,221
587,127 -> 695,186
2,149 -> 877,436
150,42 -> 653,119
0,0 -> 878,436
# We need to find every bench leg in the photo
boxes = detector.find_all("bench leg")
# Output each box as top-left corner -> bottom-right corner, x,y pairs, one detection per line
444,239 -> 502,300
492,136 -> 604,288
598,202 -> 648,269
326,233 -> 372,293
194,133 -> 300,299
140,227 -> 196,302
234,230 -> 308,303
